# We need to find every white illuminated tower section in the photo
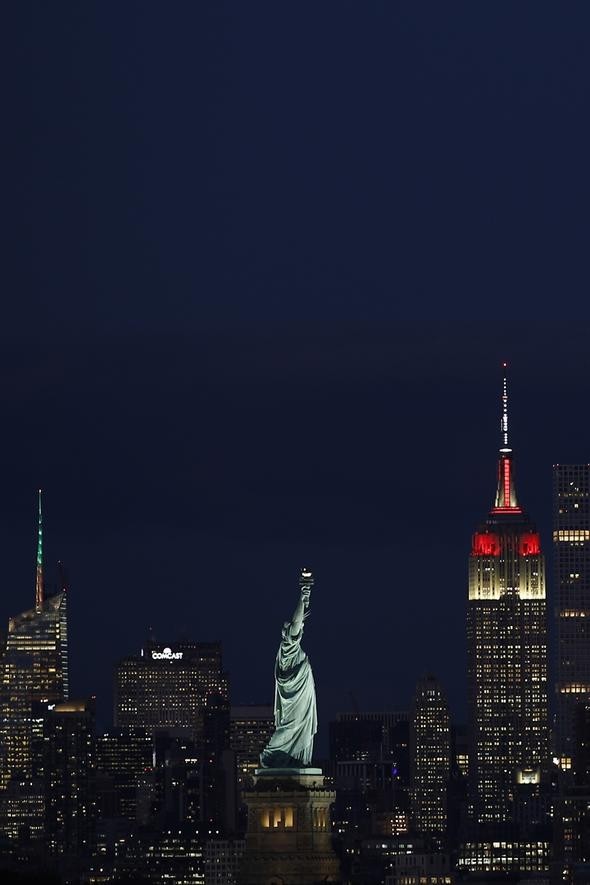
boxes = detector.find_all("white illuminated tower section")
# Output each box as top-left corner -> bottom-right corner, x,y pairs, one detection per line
467,367 -> 549,824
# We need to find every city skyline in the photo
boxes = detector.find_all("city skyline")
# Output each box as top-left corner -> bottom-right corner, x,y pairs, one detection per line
4,4 -> 590,882
0,365 -> 584,745
5,4 -> 590,744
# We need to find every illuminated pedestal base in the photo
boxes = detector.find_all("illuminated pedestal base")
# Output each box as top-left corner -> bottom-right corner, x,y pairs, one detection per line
238,769 -> 340,885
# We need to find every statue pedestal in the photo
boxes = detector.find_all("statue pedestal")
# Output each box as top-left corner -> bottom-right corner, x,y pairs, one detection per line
238,769 -> 340,885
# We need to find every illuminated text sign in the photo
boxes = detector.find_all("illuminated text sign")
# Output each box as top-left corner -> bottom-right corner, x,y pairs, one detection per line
151,647 -> 183,661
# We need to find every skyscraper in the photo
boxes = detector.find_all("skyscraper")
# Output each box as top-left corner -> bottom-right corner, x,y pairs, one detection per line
553,464 -> 590,773
329,711 -> 410,849
410,675 -> 451,845
96,729 -> 153,820
330,711 -> 409,764
467,368 -> 549,826
114,640 -> 228,737
554,701 -> 590,878
43,698 -> 96,863
230,705 -> 274,789
0,492 -> 69,788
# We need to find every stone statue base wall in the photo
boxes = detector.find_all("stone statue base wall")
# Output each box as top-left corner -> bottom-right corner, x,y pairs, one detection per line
238,770 -> 341,885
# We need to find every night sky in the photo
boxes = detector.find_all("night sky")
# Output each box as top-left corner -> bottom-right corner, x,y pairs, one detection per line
4,3 -> 590,747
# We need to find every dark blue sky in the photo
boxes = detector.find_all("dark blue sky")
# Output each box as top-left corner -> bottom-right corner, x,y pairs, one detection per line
3,2 -> 590,741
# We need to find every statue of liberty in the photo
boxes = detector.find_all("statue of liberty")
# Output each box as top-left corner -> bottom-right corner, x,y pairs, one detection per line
259,569 -> 317,769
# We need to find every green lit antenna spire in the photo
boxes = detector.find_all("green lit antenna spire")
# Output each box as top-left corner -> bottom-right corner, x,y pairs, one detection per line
35,489 -> 44,610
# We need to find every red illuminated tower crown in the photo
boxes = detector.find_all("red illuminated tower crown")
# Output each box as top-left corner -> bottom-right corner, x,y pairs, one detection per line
491,364 -> 521,514
471,364 -> 541,558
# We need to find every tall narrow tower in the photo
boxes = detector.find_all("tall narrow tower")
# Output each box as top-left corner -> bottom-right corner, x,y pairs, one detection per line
0,493 -> 69,787
35,489 -> 44,610
410,675 -> 451,846
467,367 -> 549,825
553,464 -> 590,773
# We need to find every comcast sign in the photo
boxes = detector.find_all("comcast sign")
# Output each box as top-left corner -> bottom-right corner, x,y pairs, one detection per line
151,647 -> 183,661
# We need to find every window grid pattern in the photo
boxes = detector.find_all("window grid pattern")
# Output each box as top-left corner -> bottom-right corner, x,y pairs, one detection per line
467,524 -> 549,824
553,465 -> 590,764
0,592 -> 68,788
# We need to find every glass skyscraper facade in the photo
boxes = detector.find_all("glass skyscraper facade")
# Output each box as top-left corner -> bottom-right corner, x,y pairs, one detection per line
0,494 -> 69,789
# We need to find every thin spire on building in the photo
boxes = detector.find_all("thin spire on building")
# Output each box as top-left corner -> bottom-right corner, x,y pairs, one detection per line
492,363 -> 521,514
35,488 -> 44,610
468,364 -> 549,830
500,362 -> 511,454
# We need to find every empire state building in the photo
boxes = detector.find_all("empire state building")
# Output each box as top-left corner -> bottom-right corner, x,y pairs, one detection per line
467,368 -> 549,826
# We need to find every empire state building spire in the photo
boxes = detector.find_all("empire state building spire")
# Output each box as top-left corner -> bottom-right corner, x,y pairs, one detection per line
500,362 -> 511,455
35,489 -> 44,610
491,364 -> 521,514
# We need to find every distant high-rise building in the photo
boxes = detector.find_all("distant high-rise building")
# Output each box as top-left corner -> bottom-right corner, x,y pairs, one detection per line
158,723 -> 237,833
410,675 -> 451,845
0,492 -> 69,787
350,834 -> 424,885
451,725 -> 469,781
114,640 -> 228,738
573,702 -> 590,786
204,837 -> 245,885
112,823 -> 205,884
329,712 -> 410,848
201,693 -> 237,833
467,368 -> 550,826
553,464 -> 590,773
114,645 -> 233,836
457,839 -> 551,876
329,716 -> 385,763
159,733 -> 204,826
230,705 -> 274,788
0,777 -> 45,844
447,725 -> 469,855
96,729 -> 153,820
554,700 -> 590,879
43,698 -> 96,866
386,851 -> 454,885
331,711 -> 409,764
329,717 -> 384,762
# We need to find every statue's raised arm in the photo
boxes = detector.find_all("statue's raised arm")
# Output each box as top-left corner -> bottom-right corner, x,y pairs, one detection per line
259,569 -> 317,770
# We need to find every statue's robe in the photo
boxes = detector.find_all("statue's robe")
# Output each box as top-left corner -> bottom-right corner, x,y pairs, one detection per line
259,621 -> 317,768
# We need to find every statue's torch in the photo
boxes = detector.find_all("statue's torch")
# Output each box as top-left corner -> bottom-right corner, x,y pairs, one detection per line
299,567 -> 314,610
